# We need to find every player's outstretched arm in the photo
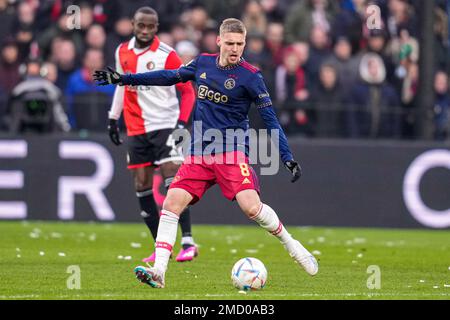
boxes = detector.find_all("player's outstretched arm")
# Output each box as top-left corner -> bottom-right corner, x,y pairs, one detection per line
93,66 -> 183,87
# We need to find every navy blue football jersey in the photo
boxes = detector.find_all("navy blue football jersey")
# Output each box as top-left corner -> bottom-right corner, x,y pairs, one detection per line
122,53 -> 293,162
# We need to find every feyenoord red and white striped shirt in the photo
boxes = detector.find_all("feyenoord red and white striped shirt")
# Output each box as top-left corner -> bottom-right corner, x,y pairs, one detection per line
109,36 -> 195,136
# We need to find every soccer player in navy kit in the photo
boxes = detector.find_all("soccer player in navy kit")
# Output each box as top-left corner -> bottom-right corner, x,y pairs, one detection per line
94,18 -> 318,288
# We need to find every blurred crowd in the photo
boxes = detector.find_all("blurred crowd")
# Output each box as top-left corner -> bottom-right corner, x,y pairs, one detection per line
0,0 -> 449,140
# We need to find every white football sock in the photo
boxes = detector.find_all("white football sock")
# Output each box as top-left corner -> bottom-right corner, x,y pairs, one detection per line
154,210 -> 179,273
252,204 -> 311,257
251,203 -> 291,243
181,236 -> 195,247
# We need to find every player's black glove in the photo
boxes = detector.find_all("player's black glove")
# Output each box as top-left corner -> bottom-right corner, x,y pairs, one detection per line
284,160 -> 302,183
93,66 -> 123,86
108,119 -> 122,146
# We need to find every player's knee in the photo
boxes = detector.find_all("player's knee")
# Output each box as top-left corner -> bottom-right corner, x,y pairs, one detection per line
245,202 -> 262,219
162,196 -> 185,216
160,162 -> 179,178
134,177 -> 152,191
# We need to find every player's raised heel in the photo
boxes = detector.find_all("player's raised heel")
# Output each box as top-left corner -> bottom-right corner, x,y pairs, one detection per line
134,266 -> 165,288
286,240 -> 319,276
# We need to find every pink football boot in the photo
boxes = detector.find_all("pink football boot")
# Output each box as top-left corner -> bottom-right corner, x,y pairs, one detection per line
142,251 -> 173,263
142,252 -> 156,263
176,245 -> 198,262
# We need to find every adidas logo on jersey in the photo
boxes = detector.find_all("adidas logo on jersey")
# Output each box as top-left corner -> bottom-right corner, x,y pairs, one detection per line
242,178 -> 251,185
200,72 -> 207,79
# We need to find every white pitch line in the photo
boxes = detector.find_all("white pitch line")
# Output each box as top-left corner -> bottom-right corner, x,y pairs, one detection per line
1,292 -> 449,299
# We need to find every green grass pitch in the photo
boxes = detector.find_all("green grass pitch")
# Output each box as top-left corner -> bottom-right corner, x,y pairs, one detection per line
0,221 -> 449,300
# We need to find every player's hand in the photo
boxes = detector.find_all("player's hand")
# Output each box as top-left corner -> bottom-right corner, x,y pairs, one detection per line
108,119 -> 122,145
93,66 -> 123,86
284,160 -> 302,183
176,120 -> 187,130
173,120 -> 188,146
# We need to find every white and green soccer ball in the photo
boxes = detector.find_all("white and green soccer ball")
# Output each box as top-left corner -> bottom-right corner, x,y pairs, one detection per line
231,257 -> 267,291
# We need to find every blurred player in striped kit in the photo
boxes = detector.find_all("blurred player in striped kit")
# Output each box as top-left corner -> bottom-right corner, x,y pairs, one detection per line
108,7 -> 198,262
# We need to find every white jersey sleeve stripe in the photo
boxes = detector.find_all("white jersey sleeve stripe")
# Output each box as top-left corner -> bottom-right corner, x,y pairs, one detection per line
109,45 -> 124,120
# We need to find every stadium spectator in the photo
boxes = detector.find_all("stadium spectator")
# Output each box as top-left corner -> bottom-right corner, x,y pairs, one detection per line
158,32 -> 175,48
0,86 -> 6,131
432,4 -> 449,71
32,0 -> 68,32
105,16 -> 133,66
90,0 -> 121,32
384,26 -> 420,137
260,0 -> 290,23
433,71 -> 450,140
291,41 -> 314,85
199,27 -> 219,53
347,53 -> 401,138
170,23 -> 189,45
265,22 -> 285,66
284,0 -> 339,43
325,36 -> 360,96
8,57 -> 70,134
37,12 -> 85,60
12,1 -> 37,61
50,37 -> 79,91
308,26 -> 332,83
180,5 -> 214,45
399,61 -> 419,138
65,48 -> 114,129
0,0 -> 15,45
241,0 -> 268,35
201,0 -> 246,25
176,40 -> 199,65
0,39 -> 21,94
244,32 -> 272,73
386,0 -> 418,38
364,29 -> 396,85
245,31 -> 274,108
79,2 -> 94,31
0,37 -> 18,131
85,24 -> 107,51
386,27 -> 419,70
309,63 -> 347,137
275,45 -> 311,135
115,0 -> 183,32
331,0 -> 365,50
37,1 -> 94,53
42,61 -> 58,84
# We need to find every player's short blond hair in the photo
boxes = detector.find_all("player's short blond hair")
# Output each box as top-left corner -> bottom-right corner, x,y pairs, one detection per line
219,18 -> 247,36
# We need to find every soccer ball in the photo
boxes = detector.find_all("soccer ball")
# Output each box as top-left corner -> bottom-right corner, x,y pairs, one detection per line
231,257 -> 267,291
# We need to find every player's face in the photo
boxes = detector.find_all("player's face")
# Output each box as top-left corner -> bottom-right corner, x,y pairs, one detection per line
132,13 -> 159,48
217,32 -> 246,66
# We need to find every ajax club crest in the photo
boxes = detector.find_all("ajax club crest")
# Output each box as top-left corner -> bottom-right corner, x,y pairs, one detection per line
224,78 -> 236,90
